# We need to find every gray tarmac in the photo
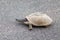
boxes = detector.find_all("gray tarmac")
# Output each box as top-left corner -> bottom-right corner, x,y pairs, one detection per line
0,0 -> 60,40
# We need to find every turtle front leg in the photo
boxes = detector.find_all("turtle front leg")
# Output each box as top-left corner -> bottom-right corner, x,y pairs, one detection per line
29,24 -> 32,30
24,22 -> 32,30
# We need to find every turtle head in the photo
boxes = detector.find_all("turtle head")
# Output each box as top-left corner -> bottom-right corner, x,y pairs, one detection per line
16,18 -> 28,23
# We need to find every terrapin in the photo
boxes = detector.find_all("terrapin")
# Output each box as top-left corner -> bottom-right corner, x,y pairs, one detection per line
16,12 -> 53,30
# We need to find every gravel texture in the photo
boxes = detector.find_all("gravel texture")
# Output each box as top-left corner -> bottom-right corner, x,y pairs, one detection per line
0,0 -> 60,40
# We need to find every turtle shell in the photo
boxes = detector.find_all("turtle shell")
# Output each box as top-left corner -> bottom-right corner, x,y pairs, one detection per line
26,12 -> 53,26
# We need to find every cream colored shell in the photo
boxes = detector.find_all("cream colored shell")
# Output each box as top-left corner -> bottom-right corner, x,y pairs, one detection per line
26,12 -> 53,26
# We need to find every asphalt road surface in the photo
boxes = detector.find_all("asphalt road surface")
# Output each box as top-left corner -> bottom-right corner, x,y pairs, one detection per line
0,0 -> 60,40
